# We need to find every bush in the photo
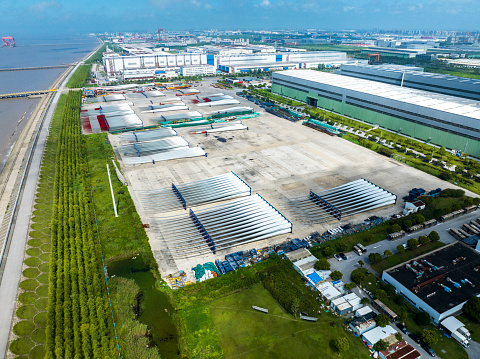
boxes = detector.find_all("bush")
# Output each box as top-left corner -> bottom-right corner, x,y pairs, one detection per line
351,269 -> 366,284
376,313 -> 389,328
412,214 -> 425,225
440,188 -> 465,198
322,246 -> 334,257
415,311 -> 431,326
418,236 -> 429,245
463,296 -> 480,322
315,258 -> 331,270
396,245 -> 405,253
395,333 -> 403,341
374,339 -> 388,352
428,231 -> 440,241
384,250 -> 392,257
422,329 -> 438,346
378,147 -> 393,157
336,243 -> 348,252
375,289 -> 387,301
360,297 -> 370,305
402,220 -> 412,230
334,337 -> 350,353
390,224 -> 401,233
439,171 -> 453,180
394,295 -> 405,305
344,282 -> 357,291
330,271 -> 343,281
407,238 -> 419,248
369,252 -> 383,264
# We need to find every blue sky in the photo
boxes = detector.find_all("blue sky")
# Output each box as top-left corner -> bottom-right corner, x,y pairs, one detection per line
0,0 -> 479,35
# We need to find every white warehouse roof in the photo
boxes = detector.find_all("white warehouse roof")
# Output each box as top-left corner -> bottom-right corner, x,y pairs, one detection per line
362,325 -> 397,345
274,70 -> 480,120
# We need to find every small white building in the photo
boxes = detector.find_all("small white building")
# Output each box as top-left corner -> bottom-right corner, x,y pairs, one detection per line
403,199 -> 425,215
331,292 -> 362,316
317,281 -> 342,301
180,65 -> 216,77
362,325 -> 397,350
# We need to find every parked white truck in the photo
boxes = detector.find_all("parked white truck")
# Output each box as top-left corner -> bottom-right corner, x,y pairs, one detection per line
440,316 -> 471,348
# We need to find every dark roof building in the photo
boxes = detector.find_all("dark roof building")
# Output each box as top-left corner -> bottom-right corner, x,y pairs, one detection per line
382,242 -> 480,323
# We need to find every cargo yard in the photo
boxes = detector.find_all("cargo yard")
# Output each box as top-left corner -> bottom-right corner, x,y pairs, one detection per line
77,77 -> 478,278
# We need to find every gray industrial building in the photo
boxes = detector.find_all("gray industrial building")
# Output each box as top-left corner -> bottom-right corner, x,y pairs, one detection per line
382,242 -> 480,324
271,70 -> 480,158
339,64 -> 480,101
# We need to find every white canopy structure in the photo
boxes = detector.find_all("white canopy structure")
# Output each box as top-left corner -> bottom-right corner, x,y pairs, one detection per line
288,179 -> 397,223
137,172 -> 252,212
118,128 -> 177,142
152,194 -> 292,256
122,147 -> 206,165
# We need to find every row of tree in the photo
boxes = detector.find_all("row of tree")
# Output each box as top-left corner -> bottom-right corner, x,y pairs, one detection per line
45,91 -> 117,358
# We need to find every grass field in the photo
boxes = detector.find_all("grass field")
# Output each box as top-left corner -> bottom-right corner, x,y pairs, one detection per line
84,133 -> 154,263
66,64 -> 91,88
208,283 -> 370,359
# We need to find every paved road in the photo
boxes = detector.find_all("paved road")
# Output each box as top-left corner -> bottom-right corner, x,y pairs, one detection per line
465,340 -> 480,359
0,58 -> 89,358
329,210 -> 480,277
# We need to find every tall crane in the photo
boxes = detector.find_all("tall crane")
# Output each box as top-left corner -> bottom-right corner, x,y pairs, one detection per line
2,36 -> 15,47
158,28 -> 166,42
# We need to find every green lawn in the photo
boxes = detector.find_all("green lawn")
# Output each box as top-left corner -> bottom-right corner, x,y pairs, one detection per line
208,283 -> 370,359
371,241 -> 446,273
84,133 -> 155,263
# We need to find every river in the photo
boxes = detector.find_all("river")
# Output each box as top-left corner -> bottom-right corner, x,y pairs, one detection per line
0,35 -> 98,171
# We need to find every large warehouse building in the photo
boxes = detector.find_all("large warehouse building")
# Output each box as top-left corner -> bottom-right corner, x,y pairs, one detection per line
271,70 -> 480,158
103,51 -> 364,77
382,242 -> 480,324
339,64 -> 480,101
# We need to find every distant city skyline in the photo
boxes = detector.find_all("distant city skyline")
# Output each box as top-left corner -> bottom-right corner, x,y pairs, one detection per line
0,0 -> 479,36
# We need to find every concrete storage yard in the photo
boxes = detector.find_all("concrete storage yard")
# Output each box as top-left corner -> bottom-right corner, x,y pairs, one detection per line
108,78 -> 478,276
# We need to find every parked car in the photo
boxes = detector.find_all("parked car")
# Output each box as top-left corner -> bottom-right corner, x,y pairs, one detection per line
334,254 -> 342,261
421,343 -> 436,357
409,333 -> 421,344
339,253 -> 348,260
396,323 -> 410,335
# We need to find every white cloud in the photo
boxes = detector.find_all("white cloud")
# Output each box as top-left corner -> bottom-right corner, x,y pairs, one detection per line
30,1 -> 61,12
343,5 -> 355,12
204,3 -> 212,9
192,0 -> 201,6
260,0 -> 271,7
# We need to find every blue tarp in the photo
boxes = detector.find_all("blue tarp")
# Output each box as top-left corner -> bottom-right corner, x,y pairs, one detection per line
307,272 -> 322,285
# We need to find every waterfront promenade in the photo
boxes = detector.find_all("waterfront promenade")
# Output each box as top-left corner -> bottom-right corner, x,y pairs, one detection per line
0,42 -> 101,359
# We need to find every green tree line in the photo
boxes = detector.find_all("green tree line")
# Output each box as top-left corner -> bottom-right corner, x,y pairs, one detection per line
45,91 -> 117,358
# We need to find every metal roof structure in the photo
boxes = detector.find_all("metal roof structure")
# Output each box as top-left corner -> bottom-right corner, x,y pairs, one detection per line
118,127 -> 177,142
120,137 -> 189,157
274,70 -> 480,117
196,99 -> 240,107
161,111 -> 203,122
122,147 -> 206,165
103,113 -> 143,131
137,172 -> 251,213
288,178 -> 396,223
152,194 -> 292,256
140,103 -> 188,113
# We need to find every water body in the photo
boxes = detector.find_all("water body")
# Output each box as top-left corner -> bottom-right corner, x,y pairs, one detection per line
108,257 -> 181,359
0,35 -> 98,171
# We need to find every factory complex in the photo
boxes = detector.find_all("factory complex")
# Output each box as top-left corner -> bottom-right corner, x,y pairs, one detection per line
103,47 -> 364,79
382,242 -> 480,324
79,77 -> 476,278
271,69 -> 480,158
